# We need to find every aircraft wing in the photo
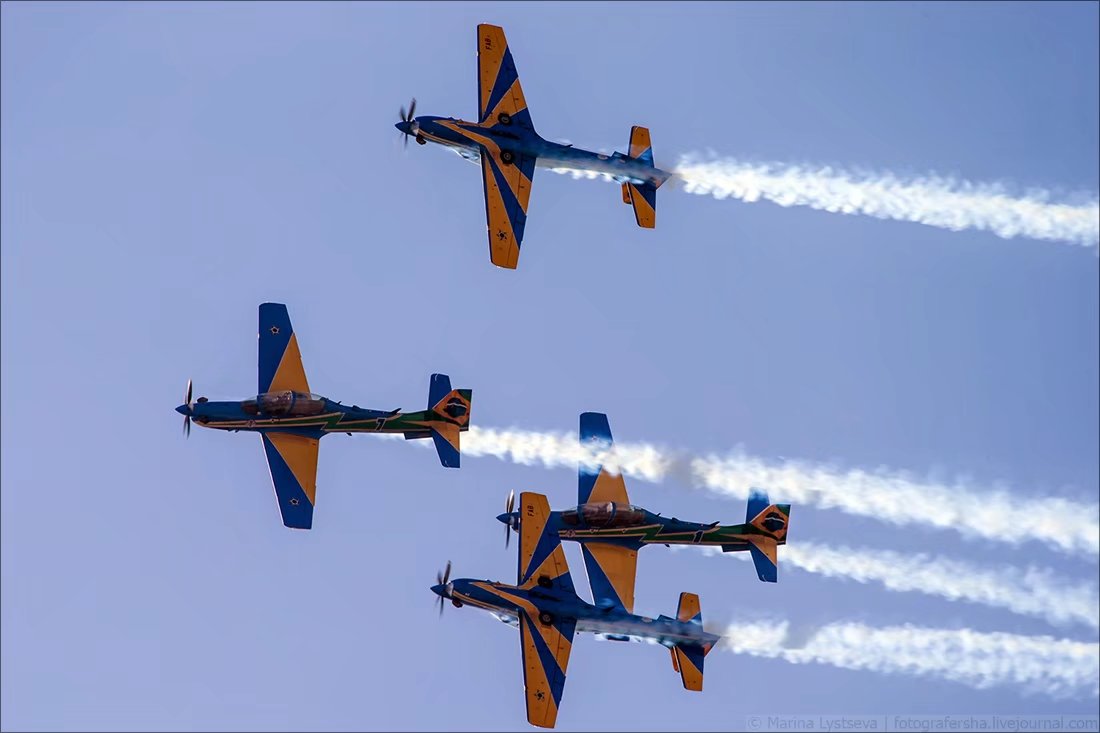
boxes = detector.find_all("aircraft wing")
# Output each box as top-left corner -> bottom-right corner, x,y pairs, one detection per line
580,543 -> 638,615
518,492 -> 575,595
578,412 -> 630,505
477,24 -> 534,130
258,302 -> 310,394
261,433 -> 318,529
518,608 -> 576,729
480,148 -> 536,269
577,414 -> 637,612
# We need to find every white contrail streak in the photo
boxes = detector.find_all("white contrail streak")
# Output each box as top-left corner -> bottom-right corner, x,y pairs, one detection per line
441,426 -> 1100,558
546,155 -> 1100,248
674,154 -> 1100,248
695,544 -> 1100,630
721,620 -> 1100,699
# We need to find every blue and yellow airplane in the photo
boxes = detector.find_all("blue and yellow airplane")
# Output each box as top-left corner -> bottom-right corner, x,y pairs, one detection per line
176,303 -> 472,529
498,413 -> 791,614
432,491 -> 720,729
395,24 -> 673,269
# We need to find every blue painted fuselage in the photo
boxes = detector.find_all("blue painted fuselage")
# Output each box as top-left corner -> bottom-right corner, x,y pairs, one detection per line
398,115 -> 672,187
433,577 -> 719,649
176,394 -> 436,440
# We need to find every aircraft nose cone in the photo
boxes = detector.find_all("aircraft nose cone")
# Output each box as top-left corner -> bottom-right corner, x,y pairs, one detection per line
430,583 -> 446,598
395,121 -> 409,134
495,512 -> 511,525
175,404 -> 190,416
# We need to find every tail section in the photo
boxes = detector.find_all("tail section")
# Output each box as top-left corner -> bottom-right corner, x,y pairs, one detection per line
426,373 -> 473,468
620,126 -> 663,229
669,592 -> 713,692
743,489 -> 792,583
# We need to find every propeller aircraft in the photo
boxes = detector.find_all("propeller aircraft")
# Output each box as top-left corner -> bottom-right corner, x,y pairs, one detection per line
395,24 -> 673,269
176,302 -> 473,529
498,413 -> 791,617
432,491 -> 720,729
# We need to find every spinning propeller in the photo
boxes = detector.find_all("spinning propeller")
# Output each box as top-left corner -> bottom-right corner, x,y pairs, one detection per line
398,98 -> 418,149
182,379 -> 193,438
504,489 -> 516,549
435,560 -> 452,617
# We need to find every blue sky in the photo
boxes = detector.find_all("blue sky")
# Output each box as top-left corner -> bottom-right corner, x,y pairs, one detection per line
2,2 -> 1097,731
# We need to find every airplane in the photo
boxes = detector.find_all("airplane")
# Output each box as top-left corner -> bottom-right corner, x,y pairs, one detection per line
497,413 -> 791,614
432,491 -> 720,729
176,302 -> 472,530
394,23 -> 673,269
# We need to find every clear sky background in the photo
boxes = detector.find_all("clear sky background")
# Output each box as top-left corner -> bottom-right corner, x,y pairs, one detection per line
2,2 -> 1097,731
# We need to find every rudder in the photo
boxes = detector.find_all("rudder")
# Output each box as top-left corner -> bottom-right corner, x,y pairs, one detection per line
622,126 -> 660,228
744,489 -> 791,583
426,373 -> 473,468
671,592 -> 711,692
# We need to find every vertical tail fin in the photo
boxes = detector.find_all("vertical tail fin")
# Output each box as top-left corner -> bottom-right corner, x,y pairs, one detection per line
744,489 -> 791,583
621,126 -> 661,228
426,373 -> 472,468
670,592 -> 712,692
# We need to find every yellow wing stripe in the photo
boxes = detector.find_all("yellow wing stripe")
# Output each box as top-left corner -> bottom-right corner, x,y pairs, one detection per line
587,468 -> 629,505
519,492 -> 552,581
677,592 -> 701,623
432,423 -> 461,452
269,333 -> 310,394
627,184 -> 656,229
484,77 -> 530,127
438,120 -> 533,209
746,536 -> 778,566
487,585 -> 573,674
673,647 -> 704,691
519,545 -> 571,592
519,613 -> 560,729
629,126 -> 652,160
266,432 -> 319,505
477,24 -> 508,121
584,542 -> 637,614
482,155 -> 520,269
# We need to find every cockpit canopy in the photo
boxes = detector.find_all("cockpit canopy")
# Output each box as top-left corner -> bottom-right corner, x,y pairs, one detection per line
561,502 -> 648,529
241,391 -> 328,417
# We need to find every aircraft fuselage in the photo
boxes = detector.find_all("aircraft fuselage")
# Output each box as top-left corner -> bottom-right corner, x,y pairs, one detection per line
176,390 -> 461,439
400,115 -> 672,187
433,578 -> 720,650
498,502 -> 790,551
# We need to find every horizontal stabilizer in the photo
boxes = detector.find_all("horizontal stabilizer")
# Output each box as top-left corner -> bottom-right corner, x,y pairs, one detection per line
430,424 -> 461,468
748,538 -> 779,583
403,430 -> 432,440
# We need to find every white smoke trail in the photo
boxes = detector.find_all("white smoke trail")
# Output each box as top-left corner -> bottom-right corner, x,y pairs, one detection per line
691,452 -> 1100,558
694,544 -> 1100,630
722,620 -> 1100,699
546,155 -> 1100,248
675,154 -> 1099,248
445,426 -> 1100,558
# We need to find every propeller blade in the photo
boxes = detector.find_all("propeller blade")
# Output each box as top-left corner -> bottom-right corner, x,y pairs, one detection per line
437,595 -> 444,617
183,415 -> 191,438
407,97 -> 416,120
442,560 -> 452,586
403,133 -> 408,150
505,489 -> 515,548
185,378 -> 193,406
400,104 -> 407,122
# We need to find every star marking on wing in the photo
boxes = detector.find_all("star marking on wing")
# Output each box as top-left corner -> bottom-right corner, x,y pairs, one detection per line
535,690 -> 545,701
270,326 -> 280,335
497,230 -> 508,241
